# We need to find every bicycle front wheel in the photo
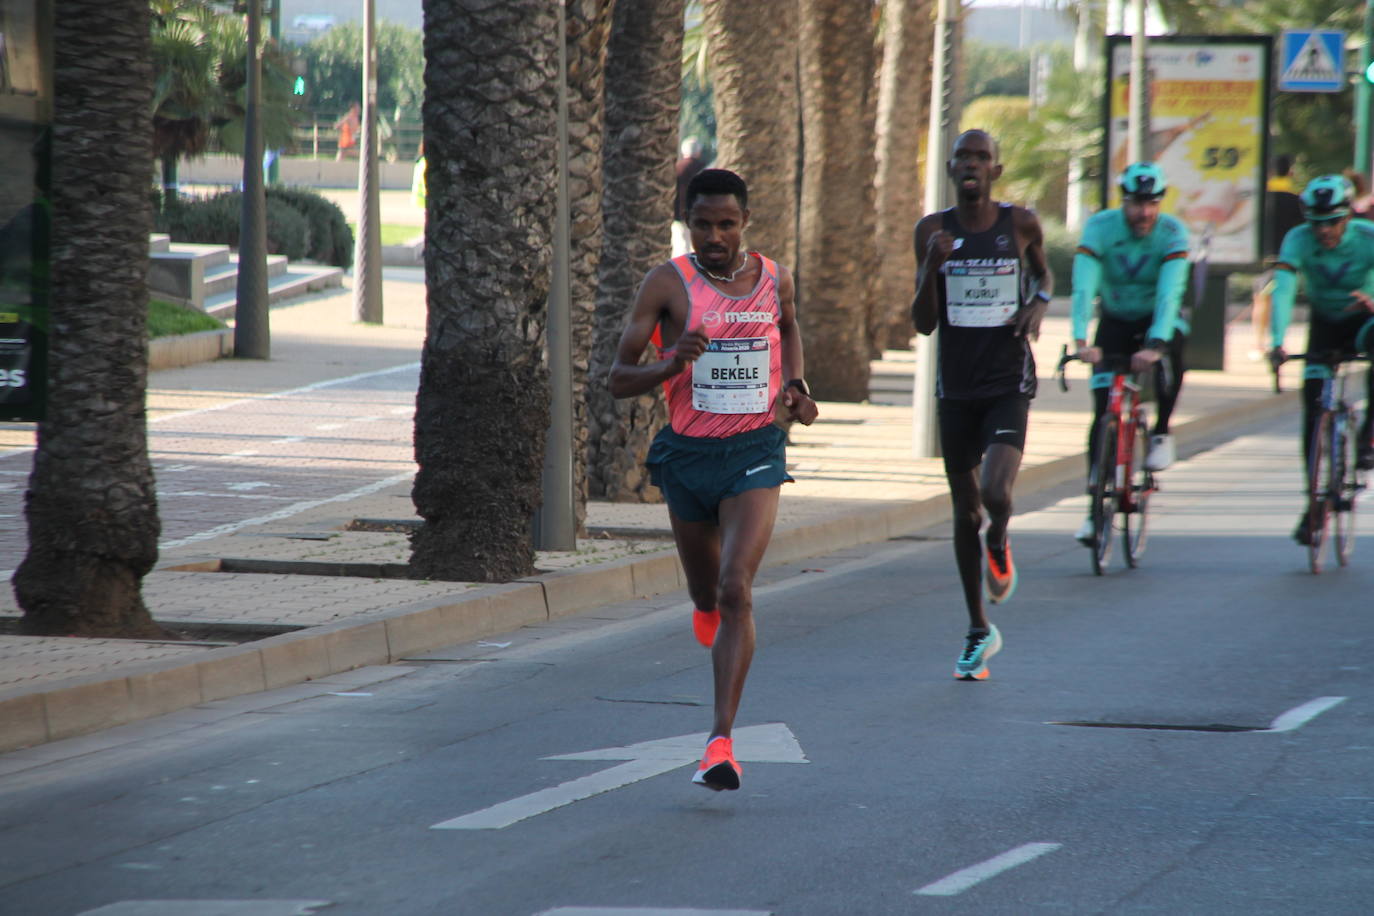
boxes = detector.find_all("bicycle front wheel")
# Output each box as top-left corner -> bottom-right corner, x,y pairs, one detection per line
1091,414 -> 1119,576
1123,415 -> 1154,568
1307,411 -> 1333,574
1333,410 -> 1357,566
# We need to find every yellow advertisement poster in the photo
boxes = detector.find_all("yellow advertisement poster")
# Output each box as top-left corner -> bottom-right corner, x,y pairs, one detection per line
1106,38 -> 1270,266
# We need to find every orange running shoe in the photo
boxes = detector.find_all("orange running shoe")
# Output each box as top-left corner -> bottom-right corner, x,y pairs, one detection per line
691,735 -> 741,791
984,538 -> 1017,605
693,608 -> 719,647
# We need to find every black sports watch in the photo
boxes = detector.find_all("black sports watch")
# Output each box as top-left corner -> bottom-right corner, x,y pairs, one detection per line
1144,337 -> 1168,353
786,378 -> 812,398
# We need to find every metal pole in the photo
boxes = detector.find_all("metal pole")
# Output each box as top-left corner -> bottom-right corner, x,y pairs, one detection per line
1127,0 -> 1149,162
267,0 -> 280,185
353,0 -> 384,323
1357,1 -> 1374,175
235,0 -> 270,359
913,0 -> 961,459
536,0 -> 575,550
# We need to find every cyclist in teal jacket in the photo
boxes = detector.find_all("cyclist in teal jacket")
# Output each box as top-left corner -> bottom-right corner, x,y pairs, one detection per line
1269,174 -> 1374,545
1069,162 -> 1191,544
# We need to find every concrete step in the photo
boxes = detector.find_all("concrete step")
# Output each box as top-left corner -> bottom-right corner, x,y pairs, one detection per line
203,264 -> 345,320
202,253 -> 288,298
148,242 -> 232,309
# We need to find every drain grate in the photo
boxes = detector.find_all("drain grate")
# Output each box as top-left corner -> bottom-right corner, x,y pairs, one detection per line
1048,720 -> 1259,733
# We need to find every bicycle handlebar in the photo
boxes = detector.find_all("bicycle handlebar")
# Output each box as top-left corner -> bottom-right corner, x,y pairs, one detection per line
1269,350 -> 1372,394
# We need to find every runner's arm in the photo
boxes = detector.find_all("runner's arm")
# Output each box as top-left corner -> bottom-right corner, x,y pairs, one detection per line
1013,207 -> 1053,339
608,265 -> 703,399
911,214 -> 946,336
776,265 -> 818,425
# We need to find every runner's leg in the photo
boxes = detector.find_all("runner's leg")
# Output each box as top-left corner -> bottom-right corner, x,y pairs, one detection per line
707,485 -> 780,740
981,442 -> 1021,549
669,514 -> 721,614
946,468 -> 988,630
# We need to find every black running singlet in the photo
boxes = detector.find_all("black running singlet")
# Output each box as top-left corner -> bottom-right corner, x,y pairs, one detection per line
935,203 -> 1038,400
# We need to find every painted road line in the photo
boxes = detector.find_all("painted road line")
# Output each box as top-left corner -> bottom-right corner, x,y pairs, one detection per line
432,723 -> 807,831
78,902 -> 332,915
158,471 -> 414,550
1265,696 -> 1347,733
536,909 -> 771,915
914,842 -> 1062,896
147,362 -> 422,425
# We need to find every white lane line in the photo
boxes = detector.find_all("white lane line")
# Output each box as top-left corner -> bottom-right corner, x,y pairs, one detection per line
77,901 -> 333,915
146,361 -> 422,425
314,423 -> 344,431
272,436 -> 306,445
1265,696 -> 1347,733
914,842 -> 1062,896
215,449 -> 260,460
536,909 -> 772,915
157,471 -> 413,550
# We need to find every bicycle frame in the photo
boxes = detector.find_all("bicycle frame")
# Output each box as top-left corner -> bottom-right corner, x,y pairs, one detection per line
1103,371 -> 1152,515
1274,350 -> 1371,572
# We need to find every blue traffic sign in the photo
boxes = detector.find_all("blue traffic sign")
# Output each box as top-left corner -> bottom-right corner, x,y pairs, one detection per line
1278,30 -> 1344,92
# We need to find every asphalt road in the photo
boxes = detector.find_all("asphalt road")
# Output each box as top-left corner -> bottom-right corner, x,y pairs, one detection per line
1,414 -> 1370,916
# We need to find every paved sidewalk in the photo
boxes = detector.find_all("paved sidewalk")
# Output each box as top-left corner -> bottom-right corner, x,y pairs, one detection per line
0,276 -> 1305,753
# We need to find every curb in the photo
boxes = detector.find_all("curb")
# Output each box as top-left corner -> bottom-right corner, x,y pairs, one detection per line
148,328 -> 234,372
0,391 -> 1298,754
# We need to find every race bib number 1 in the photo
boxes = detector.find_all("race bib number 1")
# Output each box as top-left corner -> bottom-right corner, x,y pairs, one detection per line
945,259 -> 1019,327
693,337 -> 770,414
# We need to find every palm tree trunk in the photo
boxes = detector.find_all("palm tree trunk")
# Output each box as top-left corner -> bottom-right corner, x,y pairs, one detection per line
566,0 -> 616,529
410,0 -> 558,581
873,0 -> 933,353
703,0 -> 801,270
15,0 -> 165,638
798,0 -> 878,402
160,151 -> 179,202
585,0 -> 682,503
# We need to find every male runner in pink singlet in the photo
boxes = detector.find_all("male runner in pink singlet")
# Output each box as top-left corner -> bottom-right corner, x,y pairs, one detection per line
609,168 -> 818,791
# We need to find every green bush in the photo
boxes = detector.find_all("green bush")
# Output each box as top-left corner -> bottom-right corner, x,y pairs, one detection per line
266,186 -> 354,269
155,191 -> 309,262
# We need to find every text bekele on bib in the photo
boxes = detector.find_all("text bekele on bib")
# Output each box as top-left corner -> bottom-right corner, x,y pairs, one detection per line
945,257 -> 1020,327
693,337 -> 770,414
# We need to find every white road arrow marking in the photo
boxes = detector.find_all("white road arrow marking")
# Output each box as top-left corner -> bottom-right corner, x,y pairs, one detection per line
915,842 -> 1062,896
1264,696 -> 1347,733
431,723 -> 807,831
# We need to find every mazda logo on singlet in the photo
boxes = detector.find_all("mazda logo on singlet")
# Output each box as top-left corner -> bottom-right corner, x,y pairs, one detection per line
702,310 -> 723,328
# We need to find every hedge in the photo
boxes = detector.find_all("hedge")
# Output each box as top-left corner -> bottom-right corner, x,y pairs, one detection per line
155,188 -> 354,269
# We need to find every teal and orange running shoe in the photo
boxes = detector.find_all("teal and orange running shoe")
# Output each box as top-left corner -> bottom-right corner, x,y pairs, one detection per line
955,623 -> 1002,681
985,538 -> 1017,605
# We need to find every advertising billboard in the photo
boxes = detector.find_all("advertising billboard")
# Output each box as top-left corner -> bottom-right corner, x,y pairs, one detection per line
1105,36 -> 1273,268
0,0 -> 51,422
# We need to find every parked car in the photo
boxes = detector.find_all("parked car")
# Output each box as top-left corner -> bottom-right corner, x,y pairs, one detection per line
292,13 -> 337,32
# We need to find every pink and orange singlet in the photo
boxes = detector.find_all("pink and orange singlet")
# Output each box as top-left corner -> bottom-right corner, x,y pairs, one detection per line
662,253 -> 783,439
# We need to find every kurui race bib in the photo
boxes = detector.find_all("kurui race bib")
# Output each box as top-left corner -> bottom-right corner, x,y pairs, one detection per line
944,258 -> 1019,327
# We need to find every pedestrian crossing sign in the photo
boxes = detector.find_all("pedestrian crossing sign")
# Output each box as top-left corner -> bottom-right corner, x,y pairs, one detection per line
1278,30 -> 1344,92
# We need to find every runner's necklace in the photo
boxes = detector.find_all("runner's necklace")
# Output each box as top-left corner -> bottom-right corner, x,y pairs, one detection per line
691,252 -> 749,282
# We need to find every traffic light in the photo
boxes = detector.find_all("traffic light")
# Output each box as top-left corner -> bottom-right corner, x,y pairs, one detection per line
1365,58 -> 1374,84
293,75 -> 306,96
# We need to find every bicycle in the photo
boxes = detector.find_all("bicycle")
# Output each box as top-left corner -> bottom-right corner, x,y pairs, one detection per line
1056,345 -> 1161,575
1271,350 -> 1370,573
